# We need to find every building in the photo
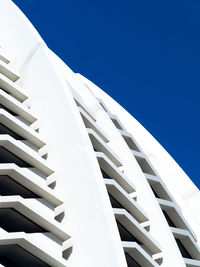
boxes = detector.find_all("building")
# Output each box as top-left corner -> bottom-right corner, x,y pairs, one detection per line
0,0 -> 199,266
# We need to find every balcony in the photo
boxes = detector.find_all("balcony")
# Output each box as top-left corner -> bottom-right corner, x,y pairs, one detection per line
113,208 -> 161,256
88,129 -> 122,167
0,195 -> 70,242
0,232 -> 69,266
145,173 -> 172,201
0,163 -> 62,208
105,178 -> 148,223
109,114 -> 124,130
79,106 -> 109,143
74,96 -> 96,122
0,60 -> 20,82
96,152 -> 136,193
0,109 -> 45,149
123,242 -> 160,267
0,89 -> 36,124
119,130 -> 140,152
170,227 -> 200,261
0,73 -> 27,102
0,174 -> 38,198
0,135 -> 53,176
158,198 -> 197,241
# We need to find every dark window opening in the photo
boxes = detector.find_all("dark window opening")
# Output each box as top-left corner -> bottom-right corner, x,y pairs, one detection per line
122,136 -> 140,152
135,157 -> 156,176
0,87 -> 11,95
149,183 -> 171,201
0,175 -> 38,198
0,146 -> 32,168
0,104 -> 18,117
175,239 -> 193,259
111,118 -> 123,130
162,210 -> 176,228
108,193 -> 124,209
0,255 -> 18,267
0,208 -> 46,233
0,123 -> 24,140
99,102 -> 108,112
0,245 -> 50,267
150,185 -> 160,198
101,168 -> 112,179
117,221 -> 141,244
125,252 -> 141,267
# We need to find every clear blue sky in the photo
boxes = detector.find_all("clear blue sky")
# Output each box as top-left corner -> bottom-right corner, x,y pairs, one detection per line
13,0 -> 200,188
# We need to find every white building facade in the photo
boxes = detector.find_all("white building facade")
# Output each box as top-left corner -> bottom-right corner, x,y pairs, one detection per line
0,0 -> 199,266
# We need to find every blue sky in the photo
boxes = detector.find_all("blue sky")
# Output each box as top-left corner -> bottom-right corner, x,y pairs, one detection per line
13,0 -> 200,188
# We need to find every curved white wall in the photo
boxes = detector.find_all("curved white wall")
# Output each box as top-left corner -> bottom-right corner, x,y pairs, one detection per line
0,1 -> 199,266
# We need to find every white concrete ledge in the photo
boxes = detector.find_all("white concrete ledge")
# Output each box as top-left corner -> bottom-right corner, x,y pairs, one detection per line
0,73 -> 27,102
144,173 -> 172,201
144,173 -> 160,183
0,59 -> 20,82
0,195 -> 70,241
97,98 -> 110,113
184,258 -> 200,267
123,241 -> 159,267
134,154 -> 156,176
0,232 -> 69,266
0,163 -> 63,207
0,49 -> 10,64
113,208 -> 162,255
157,198 -> 175,207
88,128 -> 122,167
0,89 -> 36,123
109,113 -> 125,130
0,109 -> 45,149
104,178 -> 149,223
96,152 -> 136,193
79,106 -> 109,143
131,150 -> 146,159
158,198 -> 197,241
118,129 -> 140,152
0,135 -> 53,176
170,227 -> 200,260
74,96 -> 97,121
